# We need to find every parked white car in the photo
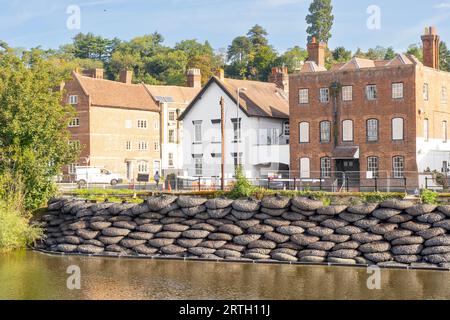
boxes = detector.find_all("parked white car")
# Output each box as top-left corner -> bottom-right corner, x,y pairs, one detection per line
75,167 -> 124,186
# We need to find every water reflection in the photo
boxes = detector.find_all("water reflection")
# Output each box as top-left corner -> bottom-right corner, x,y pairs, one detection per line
0,251 -> 449,300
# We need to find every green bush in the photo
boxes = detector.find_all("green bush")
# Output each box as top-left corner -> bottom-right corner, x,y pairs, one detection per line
228,167 -> 257,199
0,174 -> 43,253
421,189 -> 438,205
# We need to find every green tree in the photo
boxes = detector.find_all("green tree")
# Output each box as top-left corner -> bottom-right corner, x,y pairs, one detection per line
384,47 -> 396,60
406,44 -> 423,62
277,46 -> 308,72
440,41 -> 450,72
331,46 -> 352,62
306,0 -> 334,44
71,33 -> 119,62
0,46 -> 78,209
226,25 -> 277,81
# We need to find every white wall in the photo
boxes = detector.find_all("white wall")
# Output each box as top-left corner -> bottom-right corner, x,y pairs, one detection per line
416,137 -> 450,188
182,81 -> 289,180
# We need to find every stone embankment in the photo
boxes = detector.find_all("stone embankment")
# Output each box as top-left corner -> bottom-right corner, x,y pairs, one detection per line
36,196 -> 450,269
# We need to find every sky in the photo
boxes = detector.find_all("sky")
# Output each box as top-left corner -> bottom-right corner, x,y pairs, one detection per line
0,0 -> 450,54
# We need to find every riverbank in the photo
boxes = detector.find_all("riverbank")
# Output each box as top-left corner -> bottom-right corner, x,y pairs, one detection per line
36,196 -> 450,269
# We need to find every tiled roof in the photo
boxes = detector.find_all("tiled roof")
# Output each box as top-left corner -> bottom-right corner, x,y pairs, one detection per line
221,78 -> 289,119
180,76 -> 289,120
145,85 -> 201,110
302,54 -> 419,74
74,72 -> 159,112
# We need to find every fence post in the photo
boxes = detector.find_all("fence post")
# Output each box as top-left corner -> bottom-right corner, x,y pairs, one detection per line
319,176 -> 322,191
404,177 -> 407,194
375,177 -> 378,192
425,177 -> 428,190
198,177 -> 201,192
293,177 -> 297,191
346,177 -> 349,192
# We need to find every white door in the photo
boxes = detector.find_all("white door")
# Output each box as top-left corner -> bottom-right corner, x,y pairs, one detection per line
153,160 -> 161,175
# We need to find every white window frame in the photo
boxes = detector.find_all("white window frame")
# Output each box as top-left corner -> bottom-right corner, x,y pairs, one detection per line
367,157 -> 379,179
154,141 -> 160,151
138,141 -> 148,151
68,118 -> 80,128
342,120 -> 354,142
366,84 -> 378,101
126,141 -> 132,151
320,88 -> 330,103
194,121 -> 202,143
194,156 -> 203,176
342,86 -> 353,101
392,118 -> 404,141
320,121 -> 331,143
69,140 -> 81,149
168,129 -> 175,144
137,120 -> 148,129
232,119 -> 242,143
444,121 -> 448,143
68,163 -> 78,175
168,111 -> 176,121
283,121 -> 290,136
320,157 -> 331,178
69,95 -> 78,105
168,153 -> 174,168
424,119 -> 429,142
300,158 -> 311,179
299,122 -> 310,143
442,86 -> 448,105
367,119 -> 379,142
392,83 -> 404,99
154,120 -> 160,130
299,89 -> 309,104
393,156 -> 405,179
137,161 -> 149,174
423,83 -> 429,101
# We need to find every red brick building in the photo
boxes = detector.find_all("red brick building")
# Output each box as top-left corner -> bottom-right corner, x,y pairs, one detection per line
289,27 -> 450,192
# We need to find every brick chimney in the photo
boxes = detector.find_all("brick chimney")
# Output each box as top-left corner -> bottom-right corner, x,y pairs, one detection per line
83,68 -> 104,79
119,70 -> 133,84
215,68 -> 225,82
269,67 -> 289,93
187,68 -> 202,88
422,26 -> 440,69
307,37 -> 326,69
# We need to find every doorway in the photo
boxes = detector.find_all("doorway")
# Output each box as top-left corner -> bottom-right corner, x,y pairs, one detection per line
335,159 -> 360,190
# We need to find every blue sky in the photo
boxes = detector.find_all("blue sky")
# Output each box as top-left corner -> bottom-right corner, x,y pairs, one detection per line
1,0 -> 449,53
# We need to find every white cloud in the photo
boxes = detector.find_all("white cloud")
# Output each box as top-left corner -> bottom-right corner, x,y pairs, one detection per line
434,2 -> 450,9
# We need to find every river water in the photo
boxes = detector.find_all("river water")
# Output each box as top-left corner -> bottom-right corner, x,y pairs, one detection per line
1,251 -> 450,300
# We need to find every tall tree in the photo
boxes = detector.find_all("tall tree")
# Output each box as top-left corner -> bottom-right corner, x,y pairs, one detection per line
332,46 -> 352,62
306,0 -> 334,44
0,46 -> 77,209
440,41 -> 450,72
406,44 -> 423,62
247,25 -> 269,48
384,47 -> 396,60
277,46 -> 308,72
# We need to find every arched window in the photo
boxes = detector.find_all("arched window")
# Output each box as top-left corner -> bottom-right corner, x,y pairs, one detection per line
320,157 -> 331,178
392,118 -> 404,141
342,120 -> 354,142
367,119 -> 379,142
320,121 -> 331,143
299,122 -> 310,143
300,158 -> 311,179
393,156 -> 405,179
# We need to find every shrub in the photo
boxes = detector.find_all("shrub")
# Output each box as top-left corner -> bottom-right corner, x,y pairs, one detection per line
228,167 -> 257,199
421,189 -> 438,205
0,173 -> 43,252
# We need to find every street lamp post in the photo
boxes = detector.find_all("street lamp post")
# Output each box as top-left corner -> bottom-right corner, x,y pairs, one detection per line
236,88 -> 247,170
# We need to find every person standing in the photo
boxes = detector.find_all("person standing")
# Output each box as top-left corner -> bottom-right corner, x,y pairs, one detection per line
154,171 -> 161,190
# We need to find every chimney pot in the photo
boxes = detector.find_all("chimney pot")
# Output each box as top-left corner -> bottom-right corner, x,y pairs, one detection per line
269,66 -> 289,93
307,40 -> 326,69
215,68 -> 225,82
187,68 -> 202,88
422,26 -> 440,69
119,70 -> 133,84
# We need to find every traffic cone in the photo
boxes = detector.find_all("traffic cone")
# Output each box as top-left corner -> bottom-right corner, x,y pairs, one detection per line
168,181 -> 172,192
